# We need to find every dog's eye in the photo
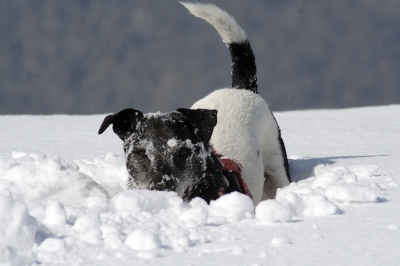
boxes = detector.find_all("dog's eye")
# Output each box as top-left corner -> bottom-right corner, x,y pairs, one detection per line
177,148 -> 190,157
135,150 -> 147,159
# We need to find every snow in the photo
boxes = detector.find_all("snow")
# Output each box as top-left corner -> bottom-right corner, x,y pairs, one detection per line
1,105 -> 400,265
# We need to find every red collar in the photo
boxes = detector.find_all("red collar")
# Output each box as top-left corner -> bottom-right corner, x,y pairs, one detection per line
212,150 -> 252,198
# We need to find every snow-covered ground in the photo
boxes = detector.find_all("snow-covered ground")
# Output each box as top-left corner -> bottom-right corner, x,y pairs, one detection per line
1,105 -> 399,266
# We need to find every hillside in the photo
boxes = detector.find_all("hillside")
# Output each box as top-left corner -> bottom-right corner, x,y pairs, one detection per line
1,0 -> 400,114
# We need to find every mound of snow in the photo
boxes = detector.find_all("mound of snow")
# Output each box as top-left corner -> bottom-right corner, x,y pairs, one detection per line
0,195 -> 37,265
255,200 -> 293,223
0,148 -> 391,264
255,164 -> 385,222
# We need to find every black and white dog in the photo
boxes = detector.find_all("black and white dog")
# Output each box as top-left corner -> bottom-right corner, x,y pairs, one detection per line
98,2 -> 291,205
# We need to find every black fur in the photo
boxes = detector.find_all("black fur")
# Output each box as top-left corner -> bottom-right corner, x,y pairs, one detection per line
278,130 -> 291,183
99,108 -> 232,203
220,171 -> 242,195
176,108 -> 218,143
228,41 -> 258,94
98,108 -> 143,140
271,113 -> 291,182
181,152 -> 226,203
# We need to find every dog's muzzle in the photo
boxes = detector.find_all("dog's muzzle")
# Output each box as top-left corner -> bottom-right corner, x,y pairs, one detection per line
148,170 -> 176,191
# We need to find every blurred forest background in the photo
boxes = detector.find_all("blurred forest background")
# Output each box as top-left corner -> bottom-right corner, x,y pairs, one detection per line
1,0 -> 399,114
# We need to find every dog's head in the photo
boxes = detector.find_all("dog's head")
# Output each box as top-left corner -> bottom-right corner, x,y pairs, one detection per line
98,108 -> 228,202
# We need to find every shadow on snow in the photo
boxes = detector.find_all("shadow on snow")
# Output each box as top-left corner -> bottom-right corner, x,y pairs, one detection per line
288,155 -> 388,182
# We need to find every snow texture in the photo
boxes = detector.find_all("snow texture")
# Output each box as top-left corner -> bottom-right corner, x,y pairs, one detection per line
0,105 -> 400,265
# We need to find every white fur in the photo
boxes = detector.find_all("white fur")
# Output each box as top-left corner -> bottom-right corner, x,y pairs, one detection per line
180,2 -> 247,44
192,89 -> 290,205
184,3 -> 290,205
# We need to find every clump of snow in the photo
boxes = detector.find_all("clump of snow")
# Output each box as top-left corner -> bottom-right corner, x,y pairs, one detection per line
209,192 -> 254,223
144,111 -> 165,119
325,184 -> 380,204
271,236 -> 291,247
111,189 -> 179,216
74,152 -> 128,197
125,229 -> 161,251
167,138 -> 178,147
178,197 -> 208,226
255,200 -> 293,223
73,213 -> 101,232
254,164 -> 386,222
0,152 -> 115,205
273,164 -> 383,218
39,237 -> 65,252
0,195 -> 37,265
43,200 -> 67,226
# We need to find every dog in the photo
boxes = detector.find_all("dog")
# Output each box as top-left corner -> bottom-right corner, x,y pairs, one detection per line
98,2 -> 291,205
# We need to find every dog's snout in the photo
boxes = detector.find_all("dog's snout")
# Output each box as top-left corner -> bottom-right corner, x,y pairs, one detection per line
153,159 -> 171,175
151,170 -> 164,184
149,169 -> 175,191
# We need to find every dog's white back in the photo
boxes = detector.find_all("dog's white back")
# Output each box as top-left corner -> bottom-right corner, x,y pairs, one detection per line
192,89 -> 289,205
183,3 -> 291,205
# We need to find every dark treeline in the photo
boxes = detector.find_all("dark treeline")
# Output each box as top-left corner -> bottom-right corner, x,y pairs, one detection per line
1,0 -> 399,114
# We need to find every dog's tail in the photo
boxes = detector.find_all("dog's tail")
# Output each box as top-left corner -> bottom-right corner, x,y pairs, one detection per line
181,2 -> 258,94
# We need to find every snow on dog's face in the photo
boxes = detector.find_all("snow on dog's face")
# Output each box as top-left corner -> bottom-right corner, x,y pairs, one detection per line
99,108 -> 227,202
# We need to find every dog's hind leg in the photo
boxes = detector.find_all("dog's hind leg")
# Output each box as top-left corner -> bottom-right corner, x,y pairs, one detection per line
262,171 -> 280,199
261,160 -> 291,200
260,134 -> 291,200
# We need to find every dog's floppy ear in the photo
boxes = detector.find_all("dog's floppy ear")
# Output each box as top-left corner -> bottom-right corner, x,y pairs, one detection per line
176,108 -> 218,143
98,108 -> 143,140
